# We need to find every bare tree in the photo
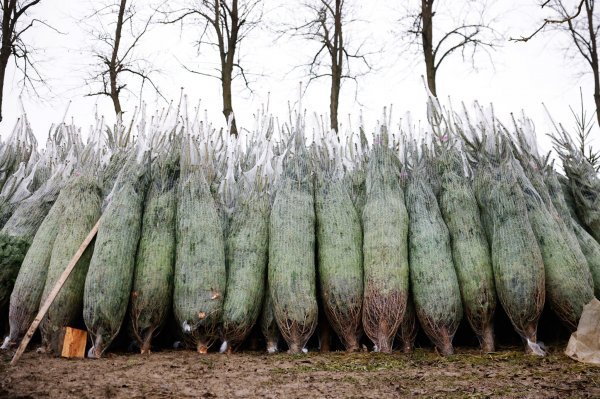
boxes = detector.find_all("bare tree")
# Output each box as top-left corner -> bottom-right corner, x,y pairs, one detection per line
402,0 -> 501,97
0,0 -> 47,123
84,0 -> 163,118
289,0 -> 373,133
161,0 -> 262,136
512,1 -> 599,127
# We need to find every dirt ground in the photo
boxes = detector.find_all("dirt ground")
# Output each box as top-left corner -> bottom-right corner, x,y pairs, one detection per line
1,346 -> 598,398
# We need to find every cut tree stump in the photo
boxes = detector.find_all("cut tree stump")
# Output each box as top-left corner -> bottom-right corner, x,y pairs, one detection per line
60,327 -> 87,359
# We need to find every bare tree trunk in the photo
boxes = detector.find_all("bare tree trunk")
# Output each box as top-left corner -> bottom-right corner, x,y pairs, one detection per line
220,0 -> 239,136
593,61 -> 600,127
329,0 -> 343,133
0,53 -> 9,123
421,0 -> 437,97
329,69 -> 340,133
594,84 -> 600,128
161,0 -> 260,136
221,67 -> 238,136
584,1 -> 600,127
109,0 -> 126,117
0,3 -> 13,123
319,312 -> 331,352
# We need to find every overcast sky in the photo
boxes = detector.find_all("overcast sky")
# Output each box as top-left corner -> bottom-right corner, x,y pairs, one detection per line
0,0 -> 597,153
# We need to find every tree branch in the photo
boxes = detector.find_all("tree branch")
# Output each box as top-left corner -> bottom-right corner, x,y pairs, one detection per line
510,0 -> 586,42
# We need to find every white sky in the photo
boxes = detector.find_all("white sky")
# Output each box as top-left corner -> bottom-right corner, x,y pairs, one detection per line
1,0 -> 597,154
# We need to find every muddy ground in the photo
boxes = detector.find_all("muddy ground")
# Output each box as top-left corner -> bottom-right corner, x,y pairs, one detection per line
1,346 -> 598,398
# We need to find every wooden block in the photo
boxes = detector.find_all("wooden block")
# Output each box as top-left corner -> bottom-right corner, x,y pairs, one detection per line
60,327 -> 87,359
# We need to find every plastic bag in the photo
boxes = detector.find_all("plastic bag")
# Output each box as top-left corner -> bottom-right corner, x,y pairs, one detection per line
565,298 -> 600,365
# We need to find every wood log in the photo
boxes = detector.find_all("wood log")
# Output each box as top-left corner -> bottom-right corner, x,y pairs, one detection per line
60,327 -> 87,359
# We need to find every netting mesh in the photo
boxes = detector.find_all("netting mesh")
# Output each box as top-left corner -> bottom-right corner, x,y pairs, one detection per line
406,152 -> 462,356
315,164 -> 363,352
221,190 -> 269,350
437,146 -> 496,352
552,128 -> 600,242
395,294 -> 418,353
260,285 -> 280,353
83,147 -> 148,357
42,175 -> 102,355
219,126 -> 272,352
512,159 -> 594,331
268,125 -> 318,354
173,134 -> 226,353
361,134 -> 408,353
472,146 -> 545,352
129,152 -> 178,353
6,181 -> 68,347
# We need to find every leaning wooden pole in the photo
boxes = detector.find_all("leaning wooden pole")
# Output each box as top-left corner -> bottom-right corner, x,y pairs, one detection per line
10,219 -> 101,366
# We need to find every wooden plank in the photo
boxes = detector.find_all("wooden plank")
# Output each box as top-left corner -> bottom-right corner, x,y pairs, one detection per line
60,327 -> 87,359
10,219 -> 101,366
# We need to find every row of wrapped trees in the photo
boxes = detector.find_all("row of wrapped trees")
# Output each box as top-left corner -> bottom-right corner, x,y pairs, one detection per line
2,95 -> 598,357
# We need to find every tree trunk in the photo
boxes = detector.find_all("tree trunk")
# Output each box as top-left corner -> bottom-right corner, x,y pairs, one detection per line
330,65 -> 341,133
594,89 -> 600,128
109,0 -> 126,118
222,69 -> 238,136
585,1 -> 600,127
220,0 -> 243,137
0,2 -> 14,124
593,63 -> 600,128
109,77 -> 122,117
329,0 -> 343,133
421,0 -> 437,97
0,55 -> 9,123
319,314 -> 331,353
